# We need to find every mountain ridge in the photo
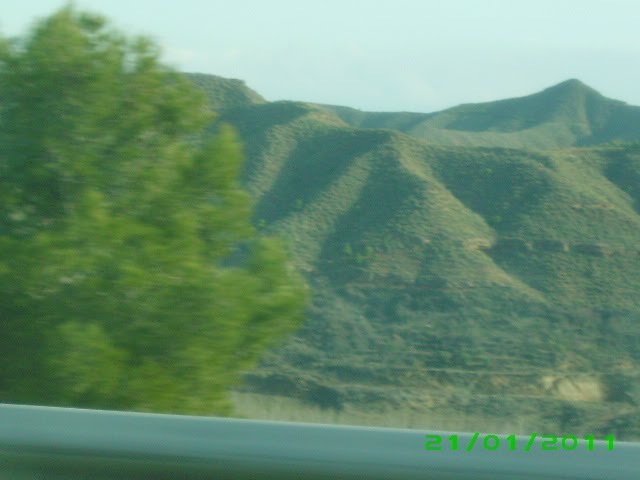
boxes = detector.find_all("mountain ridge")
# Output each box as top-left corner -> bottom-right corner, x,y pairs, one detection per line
186,72 -> 640,440
314,78 -> 640,149
186,73 -> 640,150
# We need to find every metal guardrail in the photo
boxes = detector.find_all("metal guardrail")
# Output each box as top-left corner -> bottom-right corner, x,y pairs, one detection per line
0,403 -> 638,479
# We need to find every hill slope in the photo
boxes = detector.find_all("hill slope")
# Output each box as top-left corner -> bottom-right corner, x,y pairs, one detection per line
190,73 -> 640,439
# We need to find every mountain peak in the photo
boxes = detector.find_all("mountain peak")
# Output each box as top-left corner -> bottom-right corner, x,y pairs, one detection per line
541,78 -> 602,98
556,78 -> 588,88
186,72 -> 266,110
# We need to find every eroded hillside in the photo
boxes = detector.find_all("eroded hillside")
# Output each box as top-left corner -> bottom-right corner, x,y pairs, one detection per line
188,73 -> 640,440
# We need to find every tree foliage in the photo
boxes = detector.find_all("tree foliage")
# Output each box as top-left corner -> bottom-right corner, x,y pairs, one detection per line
0,6 -> 308,415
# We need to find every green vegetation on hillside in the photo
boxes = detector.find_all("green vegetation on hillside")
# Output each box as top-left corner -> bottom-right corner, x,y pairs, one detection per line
191,73 -> 640,440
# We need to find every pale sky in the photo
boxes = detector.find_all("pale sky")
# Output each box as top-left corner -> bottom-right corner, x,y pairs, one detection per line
2,0 -> 640,112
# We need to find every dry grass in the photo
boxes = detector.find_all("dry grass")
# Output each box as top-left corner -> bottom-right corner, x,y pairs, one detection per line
230,391 -> 529,434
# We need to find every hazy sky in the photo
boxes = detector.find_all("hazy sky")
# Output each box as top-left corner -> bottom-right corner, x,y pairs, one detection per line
3,0 -> 640,112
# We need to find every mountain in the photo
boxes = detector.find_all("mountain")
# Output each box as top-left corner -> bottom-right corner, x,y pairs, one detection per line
319,79 -> 640,149
186,73 -> 640,439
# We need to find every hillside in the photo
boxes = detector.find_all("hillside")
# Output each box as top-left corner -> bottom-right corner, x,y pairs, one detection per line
188,73 -> 640,440
320,79 -> 640,150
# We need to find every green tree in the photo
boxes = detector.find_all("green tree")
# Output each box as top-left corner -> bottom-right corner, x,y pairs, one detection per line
0,6 -> 308,415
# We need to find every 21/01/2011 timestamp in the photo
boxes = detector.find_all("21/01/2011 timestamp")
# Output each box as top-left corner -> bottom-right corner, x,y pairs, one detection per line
425,433 -> 615,452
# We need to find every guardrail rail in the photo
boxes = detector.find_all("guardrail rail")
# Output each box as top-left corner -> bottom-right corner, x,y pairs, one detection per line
1,403 -> 639,479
